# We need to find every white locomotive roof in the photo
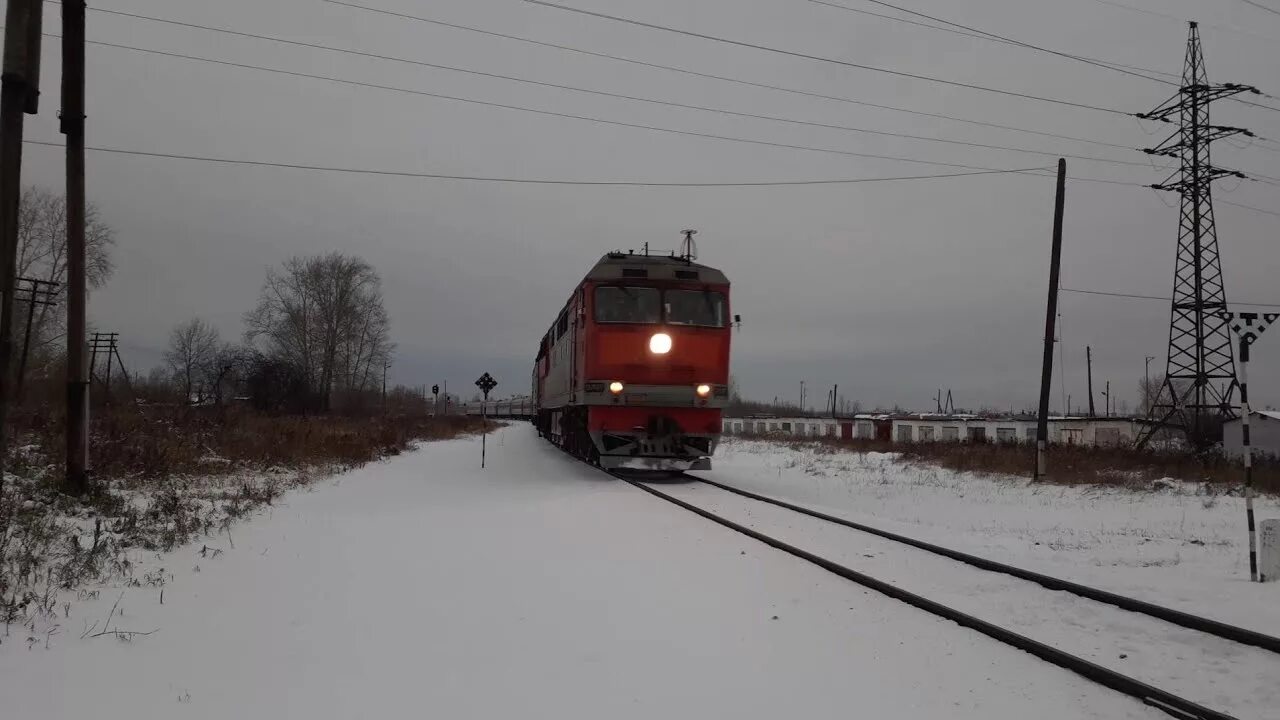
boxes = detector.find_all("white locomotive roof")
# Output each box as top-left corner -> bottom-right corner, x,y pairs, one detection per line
585,252 -> 729,284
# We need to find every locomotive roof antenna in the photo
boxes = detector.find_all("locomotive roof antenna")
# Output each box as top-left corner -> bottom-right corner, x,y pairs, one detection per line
679,229 -> 698,263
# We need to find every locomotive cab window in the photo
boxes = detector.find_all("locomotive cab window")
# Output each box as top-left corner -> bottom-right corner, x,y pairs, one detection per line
665,290 -> 726,327
595,286 -> 661,324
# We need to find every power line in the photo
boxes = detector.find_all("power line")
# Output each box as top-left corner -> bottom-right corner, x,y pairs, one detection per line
56,8 -> 1276,208
67,35 -> 1114,177
1219,197 -> 1280,217
106,0 -> 1137,153
805,0 -> 1000,44
1086,0 -> 1280,40
22,139 -> 1044,186
1054,173 -> 1280,216
1237,0 -> 1280,19
521,0 -> 1133,115
71,32 -> 1150,170
806,0 -> 1177,84
1063,287 -> 1280,308
1076,0 -> 1280,115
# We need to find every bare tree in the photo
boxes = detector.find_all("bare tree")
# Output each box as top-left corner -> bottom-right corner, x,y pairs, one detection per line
202,343 -> 249,408
1138,374 -> 1193,418
15,186 -> 114,356
165,319 -> 220,404
245,253 -> 392,410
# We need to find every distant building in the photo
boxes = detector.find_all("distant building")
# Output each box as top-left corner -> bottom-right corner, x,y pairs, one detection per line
722,413 -> 1142,447
1223,411 -> 1280,460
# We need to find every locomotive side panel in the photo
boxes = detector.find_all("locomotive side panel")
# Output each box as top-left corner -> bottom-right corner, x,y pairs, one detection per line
539,288 -> 582,410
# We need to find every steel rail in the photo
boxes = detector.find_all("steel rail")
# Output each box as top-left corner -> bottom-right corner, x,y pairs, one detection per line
605,470 -> 1235,720
692,475 -> 1280,655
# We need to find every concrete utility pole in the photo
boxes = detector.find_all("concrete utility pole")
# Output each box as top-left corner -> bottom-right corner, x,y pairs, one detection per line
1035,160 -> 1067,483
1086,346 -> 1096,417
0,0 -> 43,500
62,0 -> 88,493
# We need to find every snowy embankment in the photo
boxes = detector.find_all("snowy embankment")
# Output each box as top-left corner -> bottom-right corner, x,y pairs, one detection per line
705,438 -> 1280,635
1,426 -> 1171,719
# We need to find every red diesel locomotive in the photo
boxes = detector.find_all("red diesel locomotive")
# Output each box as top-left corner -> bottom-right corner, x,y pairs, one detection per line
532,250 -> 733,471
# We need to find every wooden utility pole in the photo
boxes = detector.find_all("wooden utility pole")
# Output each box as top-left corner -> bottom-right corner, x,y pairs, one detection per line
381,359 -> 390,414
0,0 -> 43,499
1035,160 -> 1067,482
63,0 -> 88,492
15,277 -> 58,404
1086,346 -> 1096,417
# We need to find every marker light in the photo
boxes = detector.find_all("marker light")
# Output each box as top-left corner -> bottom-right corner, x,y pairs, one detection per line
649,332 -> 672,354
696,384 -> 712,397
609,381 -> 625,394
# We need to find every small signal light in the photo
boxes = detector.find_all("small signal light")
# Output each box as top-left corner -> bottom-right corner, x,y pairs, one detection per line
696,384 -> 712,397
609,381 -> 625,395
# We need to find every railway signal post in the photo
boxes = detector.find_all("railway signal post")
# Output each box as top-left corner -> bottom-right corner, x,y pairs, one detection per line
1218,311 -> 1278,581
475,372 -> 497,469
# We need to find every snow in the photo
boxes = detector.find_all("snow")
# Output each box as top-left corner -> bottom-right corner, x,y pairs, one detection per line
701,439 -> 1280,640
661,481 -> 1279,718
1,427 -> 1174,719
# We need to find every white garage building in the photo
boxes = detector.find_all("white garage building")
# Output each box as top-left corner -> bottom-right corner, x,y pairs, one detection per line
1223,411 -> 1280,460
722,414 -> 1142,447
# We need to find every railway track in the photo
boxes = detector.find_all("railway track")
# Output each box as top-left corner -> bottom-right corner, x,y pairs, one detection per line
600,466 -> 1280,720
691,475 -> 1280,654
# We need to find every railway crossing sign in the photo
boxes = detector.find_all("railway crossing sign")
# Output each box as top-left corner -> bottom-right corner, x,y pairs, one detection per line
1217,311 -> 1279,581
475,372 -> 497,400
475,373 -> 497,469
1218,311 -> 1279,347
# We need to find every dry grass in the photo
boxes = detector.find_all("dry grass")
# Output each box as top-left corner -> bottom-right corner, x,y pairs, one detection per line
743,432 -> 1280,494
0,408 -> 490,634
10,407 -> 488,485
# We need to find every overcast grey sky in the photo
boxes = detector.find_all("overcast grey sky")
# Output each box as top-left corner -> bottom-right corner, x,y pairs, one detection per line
17,0 -> 1280,411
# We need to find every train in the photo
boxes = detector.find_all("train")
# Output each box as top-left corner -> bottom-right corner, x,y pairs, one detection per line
530,250 -> 734,471
459,397 -> 535,419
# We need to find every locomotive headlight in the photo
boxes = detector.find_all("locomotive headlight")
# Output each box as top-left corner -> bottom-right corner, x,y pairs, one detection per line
696,384 -> 712,397
609,381 -> 625,395
649,332 -> 672,354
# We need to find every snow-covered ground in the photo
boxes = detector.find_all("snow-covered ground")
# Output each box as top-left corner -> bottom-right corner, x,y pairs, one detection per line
702,439 -> 1280,638
2,426 -> 1181,719
661,481 -> 1279,718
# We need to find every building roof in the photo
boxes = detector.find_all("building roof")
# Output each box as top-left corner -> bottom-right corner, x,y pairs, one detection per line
1226,410 -> 1280,424
892,414 -> 1139,423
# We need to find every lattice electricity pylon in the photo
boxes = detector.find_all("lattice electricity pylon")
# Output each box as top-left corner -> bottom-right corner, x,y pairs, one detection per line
1136,22 -> 1260,449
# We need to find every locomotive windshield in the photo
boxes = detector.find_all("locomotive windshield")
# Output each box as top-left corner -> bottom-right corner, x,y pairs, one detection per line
595,286 -> 661,323
665,290 -> 726,327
